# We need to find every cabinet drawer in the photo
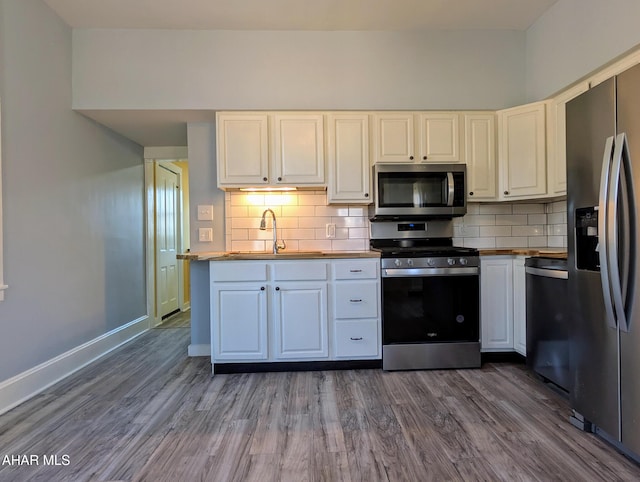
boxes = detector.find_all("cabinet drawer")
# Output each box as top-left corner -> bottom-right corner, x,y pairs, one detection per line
334,321 -> 379,358
210,262 -> 267,282
333,260 -> 378,280
273,261 -> 328,281
334,281 -> 378,319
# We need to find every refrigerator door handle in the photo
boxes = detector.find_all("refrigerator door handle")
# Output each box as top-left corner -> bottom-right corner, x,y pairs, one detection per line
612,133 -> 635,333
598,135 -> 617,329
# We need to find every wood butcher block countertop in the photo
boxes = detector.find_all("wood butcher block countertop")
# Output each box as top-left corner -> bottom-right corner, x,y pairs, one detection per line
177,250 -> 381,261
479,248 -> 567,259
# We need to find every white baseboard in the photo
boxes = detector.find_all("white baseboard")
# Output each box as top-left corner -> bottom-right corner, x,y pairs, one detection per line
0,315 -> 149,416
188,344 -> 210,357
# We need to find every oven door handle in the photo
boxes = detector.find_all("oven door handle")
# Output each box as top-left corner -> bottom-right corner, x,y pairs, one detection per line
382,267 -> 479,277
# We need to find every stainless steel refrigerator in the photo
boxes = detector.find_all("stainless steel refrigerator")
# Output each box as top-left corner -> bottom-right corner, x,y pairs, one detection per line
566,62 -> 640,460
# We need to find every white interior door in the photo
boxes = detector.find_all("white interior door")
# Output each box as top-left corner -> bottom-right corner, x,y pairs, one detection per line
155,164 -> 180,318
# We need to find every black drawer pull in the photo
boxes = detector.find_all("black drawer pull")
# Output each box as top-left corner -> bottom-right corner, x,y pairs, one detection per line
349,299 -> 362,303
350,337 -> 363,341
349,269 -> 362,273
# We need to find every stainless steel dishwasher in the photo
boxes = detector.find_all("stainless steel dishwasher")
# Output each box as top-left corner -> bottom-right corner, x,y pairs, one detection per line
525,256 -> 571,393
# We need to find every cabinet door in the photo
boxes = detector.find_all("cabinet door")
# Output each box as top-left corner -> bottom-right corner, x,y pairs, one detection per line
465,113 -> 497,200
546,82 -> 589,196
498,102 -> 547,198
512,257 -> 527,356
272,114 -> 325,185
211,283 -> 268,360
327,113 -> 371,203
273,282 -> 328,359
480,257 -> 514,351
216,113 -> 269,186
372,113 -> 414,163
418,112 -> 463,163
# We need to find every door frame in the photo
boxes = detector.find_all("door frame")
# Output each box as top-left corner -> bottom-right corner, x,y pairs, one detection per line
144,150 -> 189,327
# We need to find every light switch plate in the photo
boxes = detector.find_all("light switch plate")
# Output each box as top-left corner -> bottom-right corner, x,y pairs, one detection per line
197,205 -> 214,221
326,223 -> 336,238
198,228 -> 213,242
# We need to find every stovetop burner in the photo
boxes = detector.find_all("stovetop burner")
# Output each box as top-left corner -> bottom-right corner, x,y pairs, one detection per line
370,238 -> 478,258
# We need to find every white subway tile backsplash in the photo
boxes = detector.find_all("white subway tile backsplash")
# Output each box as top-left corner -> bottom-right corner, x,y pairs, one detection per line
528,236 -> 549,247
480,225 -> 512,237
462,215 -> 496,226
464,237 -> 496,248
548,212 -> 567,225
225,194 -> 568,252
478,204 -> 513,215
496,236 -> 528,248
527,214 -> 547,225
495,215 -> 528,226
512,204 -> 545,214
331,239 -> 367,251
512,225 -> 544,237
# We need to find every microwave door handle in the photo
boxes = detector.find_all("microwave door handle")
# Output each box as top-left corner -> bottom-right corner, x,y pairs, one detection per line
446,172 -> 454,207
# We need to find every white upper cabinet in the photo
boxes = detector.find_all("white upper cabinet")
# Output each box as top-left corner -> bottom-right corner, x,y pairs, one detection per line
327,113 -> 371,204
498,101 -> 548,199
216,112 -> 325,189
216,113 -> 269,185
372,113 -> 415,163
464,112 -> 497,200
417,112 -> 463,163
372,112 -> 463,164
272,113 -> 325,185
546,82 -> 589,196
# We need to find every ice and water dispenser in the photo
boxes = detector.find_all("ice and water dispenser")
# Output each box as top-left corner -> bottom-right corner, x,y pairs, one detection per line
575,207 -> 600,271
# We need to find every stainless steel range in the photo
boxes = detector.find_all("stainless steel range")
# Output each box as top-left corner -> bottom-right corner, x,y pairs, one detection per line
370,220 -> 481,371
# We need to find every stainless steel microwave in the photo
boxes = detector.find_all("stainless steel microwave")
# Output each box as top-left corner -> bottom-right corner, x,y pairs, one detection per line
369,163 -> 467,220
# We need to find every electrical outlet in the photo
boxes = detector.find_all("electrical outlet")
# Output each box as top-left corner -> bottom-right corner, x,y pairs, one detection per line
198,228 -> 213,242
326,223 -> 336,239
197,205 -> 214,221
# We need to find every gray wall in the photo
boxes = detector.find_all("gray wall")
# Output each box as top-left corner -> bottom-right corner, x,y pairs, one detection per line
187,122 -> 225,347
72,29 -> 527,110
0,0 -> 146,381
526,0 -> 640,100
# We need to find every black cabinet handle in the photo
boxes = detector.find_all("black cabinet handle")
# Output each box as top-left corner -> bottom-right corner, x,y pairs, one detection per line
263,177 -> 268,182
469,192 -> 474,196
260,286 -> 265,291
350,337 -> 363,341
277,177 -> 282,182
349,269 -> 362,273
409,156 -> 414,160
349,299 -> 363,303
423,156 -> 427,160
275,287 -> 280,291
364,193 -> 369,197
504,190 -> 510,195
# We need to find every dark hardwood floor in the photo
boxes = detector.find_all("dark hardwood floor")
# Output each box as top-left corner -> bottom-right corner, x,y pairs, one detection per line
1,323 -> 639,481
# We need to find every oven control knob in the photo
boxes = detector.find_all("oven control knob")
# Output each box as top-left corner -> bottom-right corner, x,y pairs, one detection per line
394,258 -> 402,267
427,258 -> 435,266
407,259 -> 414,267
459,258 -> 468,265
447,258 -> 456,266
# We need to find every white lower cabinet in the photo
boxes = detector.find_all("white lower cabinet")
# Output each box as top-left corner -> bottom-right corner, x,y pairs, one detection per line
480,256 -> 526,354
210,258 -> 381,365
211,283 -> 268,360
273,282 -> 328,359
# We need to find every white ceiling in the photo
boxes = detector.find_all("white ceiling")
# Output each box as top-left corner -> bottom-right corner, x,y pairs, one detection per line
48,0 -> 559,147
44,0 -> 557,31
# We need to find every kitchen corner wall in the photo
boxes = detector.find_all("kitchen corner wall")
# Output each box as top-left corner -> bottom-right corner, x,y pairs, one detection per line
224,192 -> 568,251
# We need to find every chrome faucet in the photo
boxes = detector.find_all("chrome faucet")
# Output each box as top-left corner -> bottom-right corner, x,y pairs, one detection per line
259,208 -> 286,254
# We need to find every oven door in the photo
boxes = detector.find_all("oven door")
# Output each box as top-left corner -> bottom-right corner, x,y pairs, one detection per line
382,268 -> 479,345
